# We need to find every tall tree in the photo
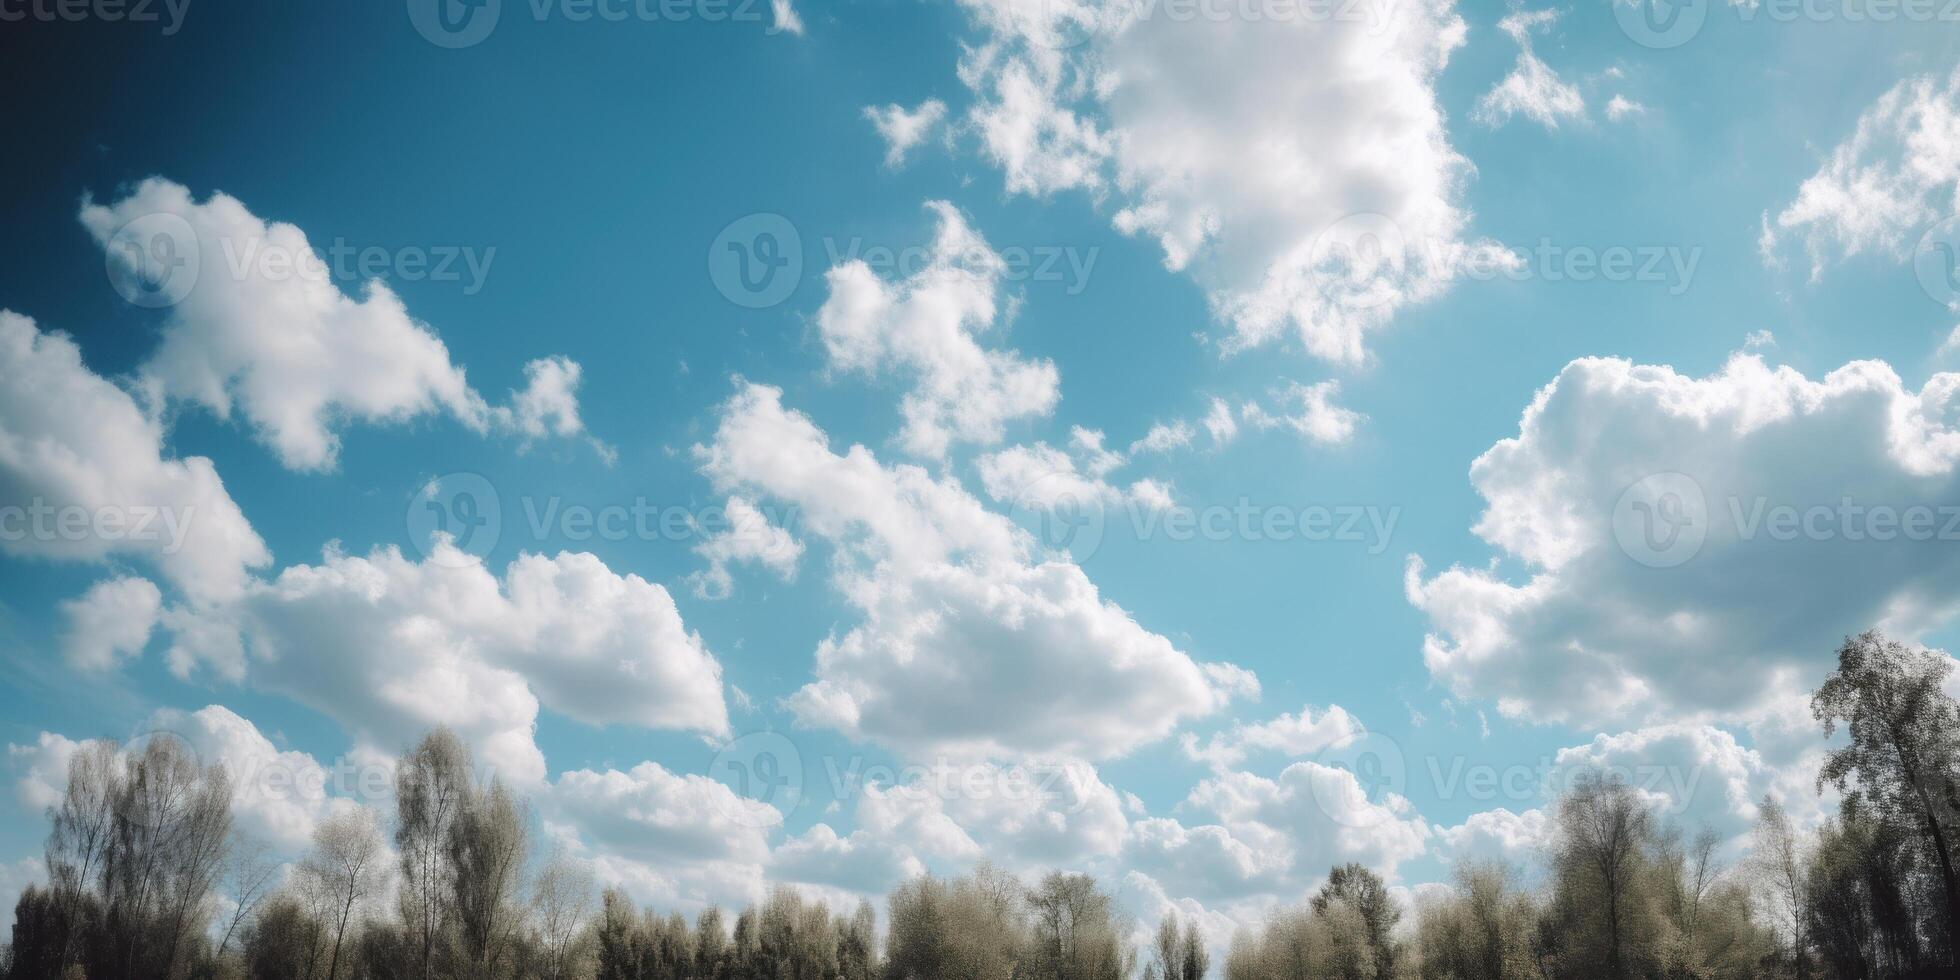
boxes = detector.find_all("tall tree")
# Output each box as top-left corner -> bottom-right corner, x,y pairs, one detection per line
1813,630 -> 1960,964
297,807 -> 388,980
395,727 -> 472,980
1555,771 -> 1654,980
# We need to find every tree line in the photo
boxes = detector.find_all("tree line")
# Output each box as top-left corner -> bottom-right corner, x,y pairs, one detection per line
3,630 -> 1956,979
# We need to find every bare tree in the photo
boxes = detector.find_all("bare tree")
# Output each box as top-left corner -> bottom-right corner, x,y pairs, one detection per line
1556,771 -> 1654,980
297,807 -> 388,980
532,849 -> 596,980
395,727 -> 472,980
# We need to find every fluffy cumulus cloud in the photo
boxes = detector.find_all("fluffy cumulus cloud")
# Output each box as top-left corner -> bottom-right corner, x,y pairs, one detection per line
9,705 -> 342,853
952,0 -> 1501,363
544,760 -> 779,911
0,312 -> 269,602
697,382 -> 1255,761
977,428 -> 1173,515
815,201 -> 1060,458
1764,68 -> 1960,279
864,99 -> 948,167
79,178 -> 602,471
164,541 -> 729,785
1242,381 -> 1364,446
1180,703 -> 1363,772
1474,8 -> 1585,130
1432,805 -> 1554,870
58,576 -> 163,671
1407,353 -> 1960,727
689,496 -> 804,599
1126,761 -> 1431,903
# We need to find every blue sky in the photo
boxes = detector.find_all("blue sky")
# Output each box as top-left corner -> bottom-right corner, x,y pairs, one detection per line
4,0 -> 1960,942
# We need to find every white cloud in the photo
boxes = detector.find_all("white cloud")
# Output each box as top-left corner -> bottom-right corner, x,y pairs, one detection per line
689,496 -> 804,599
1242,381 -> 1364,446
697,382 -> 1253,760
168,541 -> 729,785
953,0 -> 1495,363
1408,353 -> 1960,727
1432,806 -> 1553,870
0,311 -> 270,602
1764,68 -> 1960,279
1605,95 -> 1646,122
1180,703 -> 1363,771
502,356 -> 616,462
1129,761 -> 1431,902
59,576 -> 163,672
815,201 -> 1060,458
976,435 -> 1173,516
79,179 -> 602,471
1474,9 -> 1585,130
771,0 -> 804,35
1129,420 -> 1195,455
10,705 -> 343,853
544,760 -> 778,912
864,100 -> 949,167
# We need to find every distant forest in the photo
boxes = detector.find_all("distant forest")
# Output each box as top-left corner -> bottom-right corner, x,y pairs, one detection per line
4,630 -> 1956,980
